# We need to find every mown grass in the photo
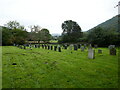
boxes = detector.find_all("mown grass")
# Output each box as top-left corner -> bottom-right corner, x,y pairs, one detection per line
2,46 -> 118,88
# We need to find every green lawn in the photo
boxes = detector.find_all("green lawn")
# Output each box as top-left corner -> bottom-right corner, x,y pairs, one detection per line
2,46 -> 118,88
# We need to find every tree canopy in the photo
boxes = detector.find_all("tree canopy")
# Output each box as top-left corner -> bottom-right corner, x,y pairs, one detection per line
60,20 -> 83,43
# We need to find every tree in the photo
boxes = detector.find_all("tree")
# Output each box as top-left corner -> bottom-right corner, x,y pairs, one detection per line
61,20 -> 82,43
87,27 -> 119,47
39,28 -> 51,43
4,21 -> 26,30
2,21 -> 28,45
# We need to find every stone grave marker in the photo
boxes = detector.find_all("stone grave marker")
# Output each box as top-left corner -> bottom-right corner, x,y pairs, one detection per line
110,48 -> 116,55
98,49 -> 102,54
51,46 -> 53,50
58,45 -> 61,52
88,48 -> 95,59
48,45 -> 50,50
74,45 -> 78,51
54,46 -> 57,51
81,46 -> 84,52
69,44 -> 73,50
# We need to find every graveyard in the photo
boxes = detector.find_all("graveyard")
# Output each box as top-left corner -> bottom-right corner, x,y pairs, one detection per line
2,45 -> 118,88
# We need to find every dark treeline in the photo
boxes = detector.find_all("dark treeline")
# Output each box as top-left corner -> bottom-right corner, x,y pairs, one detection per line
1,19 -> 120,47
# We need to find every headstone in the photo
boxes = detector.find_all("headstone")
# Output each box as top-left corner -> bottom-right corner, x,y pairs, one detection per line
74,45 -> 78,51
51,46 -> 53,50
54,46 -> 57,51
98,49 -> 102,54
48,45 -> 50,50
88,48 -> 95,59
58,47 -> 61,52
69,44 -> 73,50
108,45 -> 115,49
110,48 -> 116,55
42,45 -> 44,49
81,46 -> 84,52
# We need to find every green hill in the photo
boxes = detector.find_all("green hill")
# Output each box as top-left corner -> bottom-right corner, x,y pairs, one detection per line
88,15 -> 119,32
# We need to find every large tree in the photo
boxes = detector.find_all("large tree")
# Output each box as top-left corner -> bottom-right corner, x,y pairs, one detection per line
2,21 -> 28,45
61,20 -> 82,43
38,28 -> 51,43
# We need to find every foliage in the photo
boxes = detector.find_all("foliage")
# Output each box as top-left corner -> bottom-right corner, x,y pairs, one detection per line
87,27 -> 120,47
2,21 -> 28,45
2,46 -> 118,88
60,20 -> 83,43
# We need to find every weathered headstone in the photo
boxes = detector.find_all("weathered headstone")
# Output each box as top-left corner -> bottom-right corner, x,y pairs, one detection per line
98,49 -> 102,54
69,44 -> 73,50
74,45 -> 78,51
110,48 -> 116,55
81,46 -> 84,52
58,47 -> 61,52
48,45 -> 50,50
54,46 -> 57,51
51,46 -> 53,50
88,48 -> 95,59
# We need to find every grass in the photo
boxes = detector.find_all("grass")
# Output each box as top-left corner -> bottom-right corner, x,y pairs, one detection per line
2,46 -> 118,88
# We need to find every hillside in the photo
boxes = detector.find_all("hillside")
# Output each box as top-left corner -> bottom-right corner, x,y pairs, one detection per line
88,15 -> 119,32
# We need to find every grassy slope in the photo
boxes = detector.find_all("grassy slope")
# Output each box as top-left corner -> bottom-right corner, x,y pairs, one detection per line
2,46 -> 118,88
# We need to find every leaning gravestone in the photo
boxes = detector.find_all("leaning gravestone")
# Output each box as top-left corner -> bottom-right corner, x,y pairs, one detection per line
98,49 -> 102,54
109,45 -> 116,55
88,48 -> 95,59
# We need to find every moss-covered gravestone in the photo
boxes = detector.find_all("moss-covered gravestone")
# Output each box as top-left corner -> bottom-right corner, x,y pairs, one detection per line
108,45 -> 116,55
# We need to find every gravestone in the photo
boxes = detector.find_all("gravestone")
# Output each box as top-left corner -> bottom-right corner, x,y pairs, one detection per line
108,45 -> 115,49
98,49 -> 102,54
42,45 -> 44,49
51,46 -> 53,50
88,48 -> 95,59
81,46 -> 84,52
110,48 -> 116,55
54,46 -> 57,51
58,45 -> 61,52
48,45 -> 50,50
69,44 -> 73,50
58,47 -> 61,52
74,45 -> 78,51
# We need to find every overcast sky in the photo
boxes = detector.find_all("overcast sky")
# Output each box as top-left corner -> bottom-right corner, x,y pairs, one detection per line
0,0 -> 119,34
